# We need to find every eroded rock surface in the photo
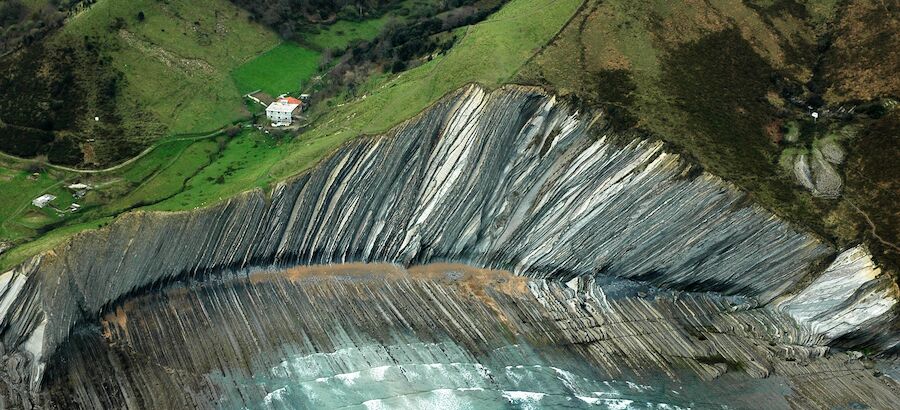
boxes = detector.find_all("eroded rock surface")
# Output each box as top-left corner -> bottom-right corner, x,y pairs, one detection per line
811,147 -> 843,198
0,85 -> 896,408
780,245 -> 898,348
792,149 -> 844,198
41,265 -> 900,409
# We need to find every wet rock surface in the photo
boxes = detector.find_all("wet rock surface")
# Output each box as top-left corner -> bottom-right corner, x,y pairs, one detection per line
0,85 -> 897,408
40,265 -> 900,409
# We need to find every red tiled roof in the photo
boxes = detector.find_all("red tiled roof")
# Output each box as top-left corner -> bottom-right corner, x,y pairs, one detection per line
279,97 -> 302,105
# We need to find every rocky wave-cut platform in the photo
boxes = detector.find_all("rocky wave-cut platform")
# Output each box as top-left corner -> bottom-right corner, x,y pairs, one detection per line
0,85 -> 897,407
37,264 -> 900,409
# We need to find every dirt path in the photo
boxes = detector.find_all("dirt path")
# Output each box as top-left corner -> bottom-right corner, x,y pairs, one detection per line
0,128 -> 225,175
847,199 -> 900,253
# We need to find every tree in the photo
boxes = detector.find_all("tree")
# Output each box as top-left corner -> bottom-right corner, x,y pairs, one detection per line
136,11 -> 145,22
391,59 -> 406,73
0,1 -> 25,28
25,160 -> 44,174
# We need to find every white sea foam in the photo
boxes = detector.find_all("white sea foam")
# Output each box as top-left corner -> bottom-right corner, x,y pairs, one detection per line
336,371 -> 361,385
577,396 -> 601,404
502,391 -> 546,402
362,398 -> 386,410
601,398 -> 635,410
262,387 -> 287,407
551,366 -> 582,393
371,365 -> 391,381
626,381 -> 653,391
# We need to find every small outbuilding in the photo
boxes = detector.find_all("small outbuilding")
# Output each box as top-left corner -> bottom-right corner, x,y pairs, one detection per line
32,194 -> 56,208
68,183 -> 92,199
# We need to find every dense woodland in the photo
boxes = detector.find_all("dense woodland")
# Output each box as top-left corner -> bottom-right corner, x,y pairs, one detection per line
230,0 -> 399,37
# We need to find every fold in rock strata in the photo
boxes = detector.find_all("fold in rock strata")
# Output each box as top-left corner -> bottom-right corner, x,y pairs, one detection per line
37,264 -> 898,409
0,85 -> 897,408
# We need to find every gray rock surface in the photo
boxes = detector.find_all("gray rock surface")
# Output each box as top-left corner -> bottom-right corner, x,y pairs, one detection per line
792,148 -> 844,198
38,265 -> 900,409
811,147 -> 843,198
0,85 -> 895,407
819,139 -> 846,164
779,245 -> 898,345
792,153 -> 816,191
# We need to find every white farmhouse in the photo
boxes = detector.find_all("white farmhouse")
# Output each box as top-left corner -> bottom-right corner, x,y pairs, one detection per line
265,97 -> 302,126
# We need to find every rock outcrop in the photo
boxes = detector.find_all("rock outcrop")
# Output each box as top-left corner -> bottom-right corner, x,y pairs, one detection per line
791,141 -> 847,198
779,245 -> 898,349
0,85 -> 896,408
39,264 -> 900,409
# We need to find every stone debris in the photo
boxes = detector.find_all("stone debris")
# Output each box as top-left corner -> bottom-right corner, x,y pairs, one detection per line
819,139 -> 845,164
792,149 -> 843,198
793,154 -> 816,191
811,147 -> 843,198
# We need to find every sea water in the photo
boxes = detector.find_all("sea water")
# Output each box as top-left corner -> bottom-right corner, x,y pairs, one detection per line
210,339 -> 791,409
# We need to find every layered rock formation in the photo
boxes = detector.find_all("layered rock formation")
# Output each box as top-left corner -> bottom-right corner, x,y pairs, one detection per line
0,85 -> 897,408
38,264 -> 899,409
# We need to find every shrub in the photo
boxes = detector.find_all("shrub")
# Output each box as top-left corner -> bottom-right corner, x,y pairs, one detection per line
25,160 -> 45,174
390,59 -> 406,73
224,125 -> 241,138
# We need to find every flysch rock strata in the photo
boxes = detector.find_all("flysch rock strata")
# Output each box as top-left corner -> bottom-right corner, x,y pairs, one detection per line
39,264 -> 900,409
779,245 -> 898,348
0,85 -> 897,407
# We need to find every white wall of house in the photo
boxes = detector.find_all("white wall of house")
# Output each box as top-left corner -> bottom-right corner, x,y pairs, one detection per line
266,102 -> 299,125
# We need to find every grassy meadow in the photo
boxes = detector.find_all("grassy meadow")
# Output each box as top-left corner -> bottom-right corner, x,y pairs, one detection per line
60,0 -> 279,134
0,167 -> 68,241
231,42 -> 321,95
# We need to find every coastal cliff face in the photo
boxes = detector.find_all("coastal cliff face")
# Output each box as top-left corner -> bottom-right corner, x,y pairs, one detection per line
36,264 -> 900,408
0,85 -> 897,408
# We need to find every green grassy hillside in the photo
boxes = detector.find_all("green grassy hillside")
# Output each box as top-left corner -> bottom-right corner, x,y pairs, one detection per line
516,0 -> 899,278
64,0 -> 279,134
0,0 -> 279,168
0,0 -> 583,270
231,42 -> 320,95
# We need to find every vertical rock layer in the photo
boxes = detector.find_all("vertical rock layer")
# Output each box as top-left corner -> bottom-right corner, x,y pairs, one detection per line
39,265 -> 900,409
0,85 -> 896,407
